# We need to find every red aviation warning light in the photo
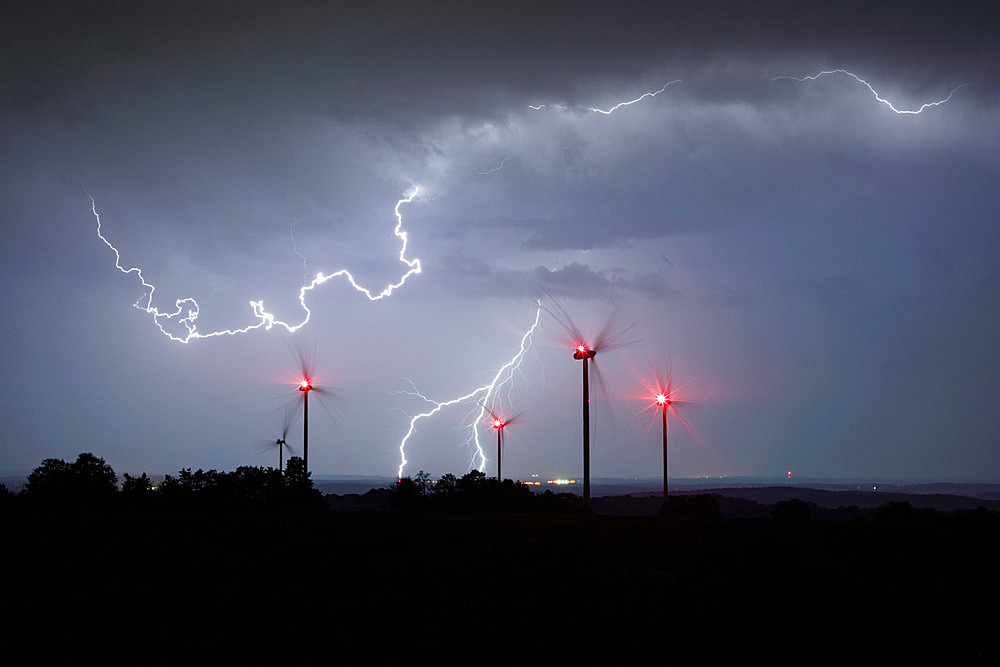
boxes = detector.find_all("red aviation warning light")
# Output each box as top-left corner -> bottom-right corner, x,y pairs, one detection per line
481,403 -> 520,482
573,343 -> 596,360
634,362 -> 692,502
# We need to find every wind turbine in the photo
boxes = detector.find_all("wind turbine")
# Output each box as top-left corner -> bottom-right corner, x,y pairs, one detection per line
635,362 -> 691,500
285,341 -> 340,476
540,290 -> 637,502
482,403 -> 521,482
258,405 -> 297,472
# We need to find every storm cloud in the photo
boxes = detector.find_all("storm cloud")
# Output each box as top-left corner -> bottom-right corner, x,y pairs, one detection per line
2,0 -> 997,481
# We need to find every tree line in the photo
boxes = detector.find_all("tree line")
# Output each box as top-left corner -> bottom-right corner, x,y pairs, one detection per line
389,470 -> 590,513
3,452 -> 325,511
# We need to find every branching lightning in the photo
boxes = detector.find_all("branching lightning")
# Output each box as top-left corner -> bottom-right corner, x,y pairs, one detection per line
529,80 -> 681,114
395,305 -> 541,478
89,188 -> 423,343
773,69 -> 968,114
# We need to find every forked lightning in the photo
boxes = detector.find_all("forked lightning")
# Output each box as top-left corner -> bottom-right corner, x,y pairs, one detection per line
89,189 -> 422,343
395,306 -> 541,478
773,69 -> 968,114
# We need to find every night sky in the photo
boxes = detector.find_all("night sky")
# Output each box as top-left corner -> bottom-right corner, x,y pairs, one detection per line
2,1 -> 998,481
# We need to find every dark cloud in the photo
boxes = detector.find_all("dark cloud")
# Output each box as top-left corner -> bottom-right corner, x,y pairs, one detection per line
5,1 -> 997,124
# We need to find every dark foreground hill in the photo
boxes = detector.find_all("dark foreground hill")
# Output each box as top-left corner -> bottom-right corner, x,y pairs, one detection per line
588,485 -> 1000,518
3,504 -> 997,659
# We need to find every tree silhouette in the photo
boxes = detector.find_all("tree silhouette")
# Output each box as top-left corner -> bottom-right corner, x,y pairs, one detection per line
282,456 -> 324,509
24,458 -> 71,497
283,456 -> 310,492
70,453 -> 118,495
24,453 -> 117,504
121,472 -> 153,494
433,473 -> 458,500
414,470 -> 431,495
120,472 -> 154,506
228,465 -> 284,504
389,476 -> 426,511
159,467 -> 224,504
457,470 -> 487,494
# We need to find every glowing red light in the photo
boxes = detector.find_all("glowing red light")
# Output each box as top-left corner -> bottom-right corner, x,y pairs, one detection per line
494,419 -> 502,428
656,394 -> 668,405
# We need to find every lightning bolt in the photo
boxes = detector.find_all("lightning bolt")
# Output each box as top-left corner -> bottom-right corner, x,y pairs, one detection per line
289,220 -> 310,285
395,305 -> 541,478
475,157 -> 510,175
89,188 -> 423,343
527,103 -> 571,112
588,80 -> 681,114
529,80 -> 681,114
773,69 -> 968,114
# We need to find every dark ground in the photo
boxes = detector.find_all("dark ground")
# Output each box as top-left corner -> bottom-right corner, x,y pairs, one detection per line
3,496 -> 997,660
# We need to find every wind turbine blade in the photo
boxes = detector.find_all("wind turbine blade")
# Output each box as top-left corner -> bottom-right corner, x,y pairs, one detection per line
592,303 -> 621,351
596,320 -> 640,352
310,388 -> 342,426
589,358 -> 622,449
283,395 -> 303,432
669,404 -> 696,434
537,285 -> 583,343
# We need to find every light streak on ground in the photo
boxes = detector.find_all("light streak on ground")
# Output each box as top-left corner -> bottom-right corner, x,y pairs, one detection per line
529,80 -> 681,114
772,69 -> 968,114
89,188 -> 423,343
395,305 -> 541,478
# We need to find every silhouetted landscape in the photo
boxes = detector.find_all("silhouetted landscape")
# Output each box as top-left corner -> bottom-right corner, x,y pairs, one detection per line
3,453 -> 997,658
